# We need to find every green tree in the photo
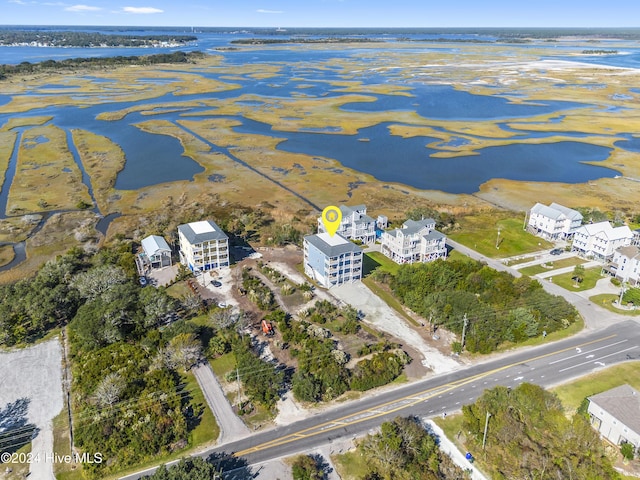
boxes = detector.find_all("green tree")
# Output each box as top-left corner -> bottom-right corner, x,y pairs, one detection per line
291,455 -> 324,480
621,442 -> 635,461
462,383 -> 620,480
143,457 -> 221,479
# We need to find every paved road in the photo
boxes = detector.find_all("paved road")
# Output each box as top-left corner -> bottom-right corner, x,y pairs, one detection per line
122,320 -> 640,479
192,362 -> 250,445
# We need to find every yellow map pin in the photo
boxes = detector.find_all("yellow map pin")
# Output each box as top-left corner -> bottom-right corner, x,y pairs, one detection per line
322,206 -> 342,237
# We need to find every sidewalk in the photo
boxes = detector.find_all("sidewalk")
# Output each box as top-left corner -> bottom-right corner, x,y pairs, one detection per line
425,420 -> 490,480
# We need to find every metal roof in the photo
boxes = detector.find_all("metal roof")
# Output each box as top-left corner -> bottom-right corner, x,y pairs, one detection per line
141,235 -> 171,257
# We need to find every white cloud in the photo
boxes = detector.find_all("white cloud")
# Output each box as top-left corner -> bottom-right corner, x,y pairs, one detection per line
257,9 -> 284,14
122,6 -> 163,14
65,4 -> 102,11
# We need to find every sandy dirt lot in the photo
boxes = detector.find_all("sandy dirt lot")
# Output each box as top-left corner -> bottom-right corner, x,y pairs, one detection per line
0,338 -> 64,480
331,282 -> 462,375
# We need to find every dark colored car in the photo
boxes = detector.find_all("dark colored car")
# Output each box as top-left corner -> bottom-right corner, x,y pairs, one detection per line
550,248 -> 563,255
211,280 -> 222,287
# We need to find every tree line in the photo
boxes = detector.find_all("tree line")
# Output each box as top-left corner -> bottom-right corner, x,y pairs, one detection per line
0,30 -> 196,47
0,51 -> 205,80
374,258 -> 578,353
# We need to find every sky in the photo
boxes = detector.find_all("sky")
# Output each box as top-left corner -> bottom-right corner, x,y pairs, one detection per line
4,0 -> 640,28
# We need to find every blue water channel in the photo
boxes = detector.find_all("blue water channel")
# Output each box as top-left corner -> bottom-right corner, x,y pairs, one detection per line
0,79 -> 623,194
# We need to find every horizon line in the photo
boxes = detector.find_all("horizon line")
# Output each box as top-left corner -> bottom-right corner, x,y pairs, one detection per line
2,24 -> 640,30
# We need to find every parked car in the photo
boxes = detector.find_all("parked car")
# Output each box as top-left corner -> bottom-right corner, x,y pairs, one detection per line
139,276 -> 147,286
550,248 -> 564,255
211,280 -> 222,287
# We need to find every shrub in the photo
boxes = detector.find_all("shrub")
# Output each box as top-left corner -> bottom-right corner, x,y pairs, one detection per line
621,442 -> 635,461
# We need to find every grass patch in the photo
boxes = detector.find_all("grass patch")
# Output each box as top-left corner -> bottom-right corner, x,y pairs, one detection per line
332,449 -> 370,480
0,130 -> 16,197
549,266 -> 604,291
71,129 -> 125,214
589,294 -> 640,316
487,317 -> 584,355
447,249 -> 477,263
363,251 -> 399,276
552,361 -> 640,413
182,371 -> 219,446
450,214 -> 553,259
241,403 -> 274,430
209,352 -> 236,378
52,409 -> 85,480
519,256 -> 585,276
1,442 -> 33,480
362,276 -> 420,327
165,280 -> 192,299
0,244 -> 15,267
435,413 -> 466,449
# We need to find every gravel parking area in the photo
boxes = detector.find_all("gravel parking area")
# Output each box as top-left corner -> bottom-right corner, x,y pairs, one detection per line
0,338 -> 64,480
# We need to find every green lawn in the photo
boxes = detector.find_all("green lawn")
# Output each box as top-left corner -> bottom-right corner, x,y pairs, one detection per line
209,352 -> 236,378
182,371 -> 219,446
519,256 -> 585,276
362,251 -> 399,276
450,214 -> 552,258
447,249 -> 480,263
332,449 -> 370,479
589,294 -> 640,316
549,267 -> 604,291
53,409 -> 85,480
166,280 -> 192,299
552,361 -> 640,413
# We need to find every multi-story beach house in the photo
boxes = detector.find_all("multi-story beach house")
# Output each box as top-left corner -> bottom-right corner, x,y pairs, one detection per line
303,232 -> 363,288
380,218 -> 447,264
571,221 -> 633,261
317,204 -> 376,244
588,384 -> 640,449
527,202 -> 583,240
140,235 -> 172,269
178,220 -> 229,272
609,245 -> 640,286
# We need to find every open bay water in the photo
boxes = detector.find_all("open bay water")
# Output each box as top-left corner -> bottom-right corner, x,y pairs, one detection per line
267,123 -> 617,194
0,27 -> 633,194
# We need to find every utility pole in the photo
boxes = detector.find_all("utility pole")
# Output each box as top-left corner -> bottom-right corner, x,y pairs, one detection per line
236,366 -> 241,408
482,411 -> 492,450
496,228 -> 501,249
461,313 -> 469,347
619,282 -> 627,305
